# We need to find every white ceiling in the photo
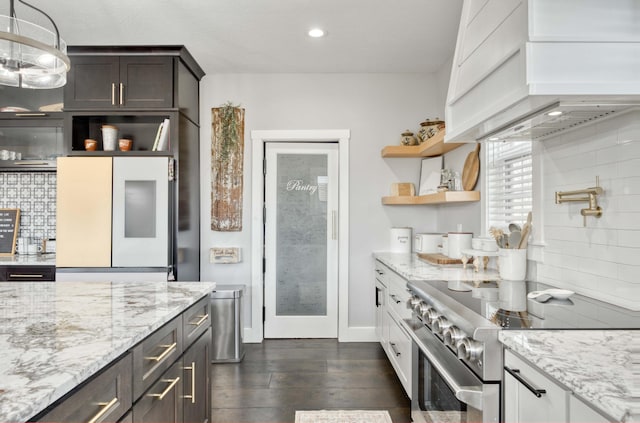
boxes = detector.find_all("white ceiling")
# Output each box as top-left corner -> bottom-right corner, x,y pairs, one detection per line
12,0 -> 463,75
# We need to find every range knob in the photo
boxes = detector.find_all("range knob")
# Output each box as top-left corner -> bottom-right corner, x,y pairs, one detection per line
409,296 -> 422,310
457,337 -> 484,362
425,308 -> 440,326
443,326 -> 465,347
417,303 -> 431,319
432,316 -> 452,334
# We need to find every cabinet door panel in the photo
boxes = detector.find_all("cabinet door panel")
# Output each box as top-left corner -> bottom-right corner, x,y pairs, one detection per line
120,57 -> 173,108
37,353 -> 132,423
133,360 -> 183,423
64,56 -> 119,109
182,330 -> 211,423
56,157 -> 113,267
112,157 -> 170,267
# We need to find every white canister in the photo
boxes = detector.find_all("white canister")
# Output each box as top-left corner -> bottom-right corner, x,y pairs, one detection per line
390,227 -> 412,253
499,279 -> 527,311
447,232 -> 472,259
498,248 -> 527,280
414,233 -> 442,253
101,125 -> 118,151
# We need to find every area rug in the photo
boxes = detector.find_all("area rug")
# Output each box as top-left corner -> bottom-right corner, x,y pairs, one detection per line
295,410 -> 392,423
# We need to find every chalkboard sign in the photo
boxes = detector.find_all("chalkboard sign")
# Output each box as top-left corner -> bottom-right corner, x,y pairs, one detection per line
0,209 -> 20,256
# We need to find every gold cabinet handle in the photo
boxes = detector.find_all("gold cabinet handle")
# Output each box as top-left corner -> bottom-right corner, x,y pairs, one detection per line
111,83 -> 116,105
15,112 -> 47,117
87,397 -> 118,423
189,314 -> 209,327
8,274 -> 44,278
148,377 -> 180,400
144,342 -> 177,362
119,83 -> 124,105
182,361 -> 196,404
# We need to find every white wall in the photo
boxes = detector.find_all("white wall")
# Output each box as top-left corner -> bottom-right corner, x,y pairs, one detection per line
535,110 -> 640,310
199,73 -> 445,337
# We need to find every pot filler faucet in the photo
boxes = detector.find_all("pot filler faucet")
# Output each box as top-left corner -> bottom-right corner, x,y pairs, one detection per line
555,176 -> 604,227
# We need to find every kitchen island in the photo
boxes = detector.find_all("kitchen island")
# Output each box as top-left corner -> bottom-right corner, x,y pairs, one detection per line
500,330 -> 637,423
0,280 -> 215,422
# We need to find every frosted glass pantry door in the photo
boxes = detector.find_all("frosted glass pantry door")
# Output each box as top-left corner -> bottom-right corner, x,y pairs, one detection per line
264,142 -> 339,338
112,157 -> 170,267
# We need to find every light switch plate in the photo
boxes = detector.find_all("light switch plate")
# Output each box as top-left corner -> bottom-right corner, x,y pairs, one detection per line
210,247 -> 242,264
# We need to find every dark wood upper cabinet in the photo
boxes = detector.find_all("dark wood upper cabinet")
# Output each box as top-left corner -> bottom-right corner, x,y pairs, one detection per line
63,46 -> 204,123
64,56 -> 172,109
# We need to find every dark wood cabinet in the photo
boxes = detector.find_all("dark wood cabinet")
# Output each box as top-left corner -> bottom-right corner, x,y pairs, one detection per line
37,353 -> 133,423
31,296 -> 212,423
0,265 -> 55,281
182,330 -> 211,423
132,360 -> 184,423
64,56 -> 173,110
60,46 -> 205,280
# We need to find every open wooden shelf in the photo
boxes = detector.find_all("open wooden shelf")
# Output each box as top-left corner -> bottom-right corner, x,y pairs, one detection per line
381,190 -> 480,205
381,130 -> 464,158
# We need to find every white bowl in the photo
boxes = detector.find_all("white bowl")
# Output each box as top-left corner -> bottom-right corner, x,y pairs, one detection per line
545,289 -> 575,300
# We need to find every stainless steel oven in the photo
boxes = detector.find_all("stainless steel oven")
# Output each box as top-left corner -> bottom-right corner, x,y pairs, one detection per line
406,320 -> 500,423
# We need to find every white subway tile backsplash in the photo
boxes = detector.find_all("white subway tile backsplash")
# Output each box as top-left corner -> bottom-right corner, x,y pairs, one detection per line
538,110 -> 640,310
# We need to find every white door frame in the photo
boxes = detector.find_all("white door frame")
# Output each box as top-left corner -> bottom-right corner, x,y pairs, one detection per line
249,130 -> 350,343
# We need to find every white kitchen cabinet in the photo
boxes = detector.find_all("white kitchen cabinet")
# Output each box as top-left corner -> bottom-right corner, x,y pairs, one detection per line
569,395 -> 612,423
504,349 -> 569,423
374,259 -> 412,399
375,278 -> 388,350
387,316 -> 412,398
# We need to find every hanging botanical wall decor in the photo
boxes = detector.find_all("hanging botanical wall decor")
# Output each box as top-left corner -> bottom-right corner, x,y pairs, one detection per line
211,102 -> 245,231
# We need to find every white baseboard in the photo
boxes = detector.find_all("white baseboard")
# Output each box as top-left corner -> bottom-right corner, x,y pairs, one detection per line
242,326 -> 377,343
339,326 -> 377,342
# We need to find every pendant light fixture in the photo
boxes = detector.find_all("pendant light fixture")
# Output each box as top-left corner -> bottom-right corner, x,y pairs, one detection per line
0,0 -> 70,89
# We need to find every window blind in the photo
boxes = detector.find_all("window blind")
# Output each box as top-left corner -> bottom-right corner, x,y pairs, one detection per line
486,141 -> 532,230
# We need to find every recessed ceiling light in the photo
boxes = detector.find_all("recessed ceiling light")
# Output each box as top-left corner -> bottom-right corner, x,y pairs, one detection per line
488,137 -> 499,141
308,28 -> 326,38
547,111 -> 563,116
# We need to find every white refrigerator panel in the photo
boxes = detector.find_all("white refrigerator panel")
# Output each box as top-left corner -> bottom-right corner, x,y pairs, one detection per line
112,157 -> 170,267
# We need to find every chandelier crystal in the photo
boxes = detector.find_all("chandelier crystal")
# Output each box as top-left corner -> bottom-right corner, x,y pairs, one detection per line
0,0 -> 70,89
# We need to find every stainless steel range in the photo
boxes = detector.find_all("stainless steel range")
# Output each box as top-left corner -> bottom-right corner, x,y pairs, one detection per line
402,278 -> 638,423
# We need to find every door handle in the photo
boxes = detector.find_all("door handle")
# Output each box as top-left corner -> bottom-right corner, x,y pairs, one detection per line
119,83 -> 124,105
111,83 -> 116,105
331,210 -> 337,240
505,367 -> 547,398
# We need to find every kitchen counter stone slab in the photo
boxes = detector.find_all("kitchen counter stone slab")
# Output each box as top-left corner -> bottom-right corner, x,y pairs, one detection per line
0,254 -> 56,266
0,280 -> 216,422
499,330 -> 637,423
374,252 -> 500,281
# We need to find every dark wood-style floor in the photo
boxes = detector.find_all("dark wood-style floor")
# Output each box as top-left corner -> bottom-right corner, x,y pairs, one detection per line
211,339 -> 411,423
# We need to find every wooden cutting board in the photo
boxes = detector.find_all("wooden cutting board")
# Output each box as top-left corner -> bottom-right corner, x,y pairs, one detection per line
462,143 -> 481,191
417,253 -> 463,265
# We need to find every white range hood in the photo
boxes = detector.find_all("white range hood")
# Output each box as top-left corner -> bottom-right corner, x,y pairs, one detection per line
445,0 -> 640,143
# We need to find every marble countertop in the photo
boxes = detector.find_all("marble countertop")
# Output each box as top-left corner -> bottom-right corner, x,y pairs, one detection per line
0,254 -> 56,266
0,280 -> 216,422
500,330 -> 638,423
374,252 -> 500,281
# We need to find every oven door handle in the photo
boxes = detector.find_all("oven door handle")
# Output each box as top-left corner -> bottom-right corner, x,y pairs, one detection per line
403,320 -> 486,411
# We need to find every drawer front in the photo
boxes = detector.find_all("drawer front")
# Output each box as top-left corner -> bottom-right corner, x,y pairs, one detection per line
387,316 -> 412,398
132,360 -> 183,423
504,350 -> 569,422
374,260 -> 389,286
182,295 -> 211,350
132,316 -> 183,400
2,265 -> 55,281
38,353 -> 132,423
387,272 -> 411,321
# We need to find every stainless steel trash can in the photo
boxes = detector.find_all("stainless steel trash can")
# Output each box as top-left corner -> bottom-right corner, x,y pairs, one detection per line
211,284 -> 245,362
